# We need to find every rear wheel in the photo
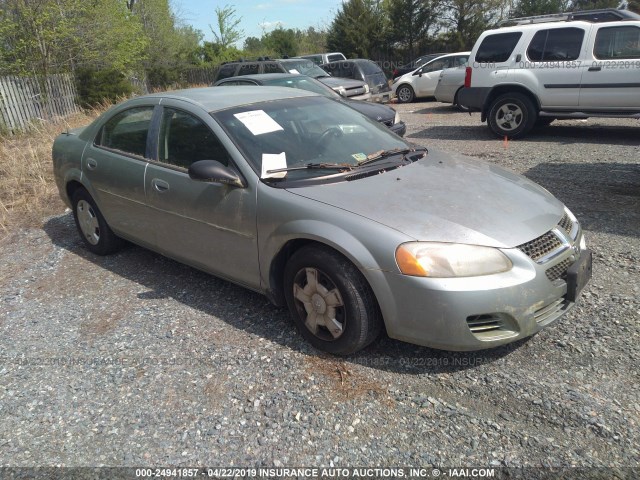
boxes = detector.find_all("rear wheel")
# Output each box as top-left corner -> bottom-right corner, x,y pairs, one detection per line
72,188 -> 123,255
284,245 -> 382,355
487,92 -> 537,139
453,88 -> 470,112
396,85 -> 415,103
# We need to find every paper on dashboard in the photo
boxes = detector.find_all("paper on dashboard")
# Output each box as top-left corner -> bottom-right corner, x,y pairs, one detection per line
234,110 -> 284,136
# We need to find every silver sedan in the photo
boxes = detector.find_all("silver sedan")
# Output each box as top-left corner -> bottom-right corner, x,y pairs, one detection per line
52,87 -> 592,355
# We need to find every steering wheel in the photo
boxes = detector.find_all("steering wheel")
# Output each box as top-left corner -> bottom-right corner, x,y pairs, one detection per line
317,127 -> 343,152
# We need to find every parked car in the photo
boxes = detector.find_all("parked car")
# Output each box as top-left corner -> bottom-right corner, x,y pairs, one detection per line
392,53 -> 447,79
321,59 -> 392,102
392,52 -> 470,103
214,73 -> 405,136
458,8 -> 640,138
434,64 -> 469,111
299,52 -> 346,65
213,58 -> 370,101
53,86 -> 592,355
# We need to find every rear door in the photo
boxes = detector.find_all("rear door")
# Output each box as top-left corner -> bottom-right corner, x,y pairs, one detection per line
143,102 -> 260,289
580,24 -> 640,109
414,57 -> 452,96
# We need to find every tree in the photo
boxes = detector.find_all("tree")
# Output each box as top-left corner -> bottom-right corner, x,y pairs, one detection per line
327,0 -> 386,58
439,0 -> 508,49
262,28 -> 298,57
512,0 -> 565,17
386,0 -> 443,60
210,4 -> 244,50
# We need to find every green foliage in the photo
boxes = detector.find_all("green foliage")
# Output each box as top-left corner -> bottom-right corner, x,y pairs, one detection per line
262,28 -> 298,57
75,68 -> 133,107
512,0 -> 564,17
568,0 -> 620,9
327,0 -> 386,58
386,0 -> 443,59
627,0 -> 640,12
210,5 -> 244,49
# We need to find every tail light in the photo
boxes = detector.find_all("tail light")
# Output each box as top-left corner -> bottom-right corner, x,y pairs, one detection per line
464,66 -> 472,88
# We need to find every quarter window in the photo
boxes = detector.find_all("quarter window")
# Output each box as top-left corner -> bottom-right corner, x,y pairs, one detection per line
216,64 -> 237,80
238,63 -> 260,75
475,32 -> 522,63
527,28 -> 584,61
159,109 -> 231,169
97,107 -> 154,158
594,26 -> 640,59
263,62 -> 284,73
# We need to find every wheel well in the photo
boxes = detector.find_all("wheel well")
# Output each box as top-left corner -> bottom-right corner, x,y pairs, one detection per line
65,180 -> 85,204
482,86 -> 540,122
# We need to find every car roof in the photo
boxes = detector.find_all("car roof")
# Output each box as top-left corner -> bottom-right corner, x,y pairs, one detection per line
143,86 -> 318,112
487,20 -> 597,34
216,73 -> 304,84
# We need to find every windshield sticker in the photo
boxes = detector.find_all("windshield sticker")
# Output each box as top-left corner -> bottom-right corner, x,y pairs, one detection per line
261,152 -> 287,179
234,110 -> 284,136
288,69 -> 300,74
352,153 -> 368,162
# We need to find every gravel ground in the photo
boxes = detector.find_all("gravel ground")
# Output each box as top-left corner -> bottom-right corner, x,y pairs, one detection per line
0,102 -> 638,470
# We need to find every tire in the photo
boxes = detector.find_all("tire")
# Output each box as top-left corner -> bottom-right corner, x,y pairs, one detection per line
454,89 -> 470,112
487,92 -> 537,139
283,245 -> 382,355
72,188 -> 123,255
396,85 -> 415,104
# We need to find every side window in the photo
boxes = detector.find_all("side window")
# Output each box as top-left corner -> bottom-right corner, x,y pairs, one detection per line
594,26 -> 640,59
238,63 -> 260,75
159,108 -> 231,169
527,28 -> 584,61
422,59 -> 446,73
263,62 -> 284,73
456,56 -> 469,66
327,54 -> 345,63
216,64 -> 237,80
475,32 -> 523,63
97,107 -> 154,158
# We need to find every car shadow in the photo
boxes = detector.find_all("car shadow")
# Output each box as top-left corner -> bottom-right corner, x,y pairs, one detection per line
409,121 -> 640,146
43,213 -> 524,375
410,103 -> 463,115
525,162 -> 640,238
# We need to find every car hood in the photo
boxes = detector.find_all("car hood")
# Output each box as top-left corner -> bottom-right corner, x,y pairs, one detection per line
317,76 -> 366,89
287,150 -> 564,248
344,99 -> 395,122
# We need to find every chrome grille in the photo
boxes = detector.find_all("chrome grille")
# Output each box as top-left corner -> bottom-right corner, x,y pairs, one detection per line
545,258 -> 573,282
518,231 -> 563,262
558,212 -> 573,236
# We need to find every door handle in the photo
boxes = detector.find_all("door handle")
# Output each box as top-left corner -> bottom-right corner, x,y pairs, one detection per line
588,66 -> 601,72
86,158 -> 98,170
152,178 -> 170,192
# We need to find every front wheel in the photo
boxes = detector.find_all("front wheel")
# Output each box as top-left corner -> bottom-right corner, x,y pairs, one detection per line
284,246 -> 382,355
487,93 -> 537,139
396,85 -> 415,103
72,188 -> 123,255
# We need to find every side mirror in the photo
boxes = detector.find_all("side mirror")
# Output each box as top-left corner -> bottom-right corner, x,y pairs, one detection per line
188,160 -> 245,188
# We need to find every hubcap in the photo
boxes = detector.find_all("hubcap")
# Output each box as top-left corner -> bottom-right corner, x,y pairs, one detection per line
398,87 -> 411,102
292,267 -> 345,341
495,103 -> 523,131
76,200 -> 100,245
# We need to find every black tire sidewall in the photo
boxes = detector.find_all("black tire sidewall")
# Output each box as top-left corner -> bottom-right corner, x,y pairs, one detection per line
283,246 -> 380,355
488,93 -> 537,139
72,188 -> 121,255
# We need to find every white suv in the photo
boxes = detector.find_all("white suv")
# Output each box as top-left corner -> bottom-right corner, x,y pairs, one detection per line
459,9 -> 640,138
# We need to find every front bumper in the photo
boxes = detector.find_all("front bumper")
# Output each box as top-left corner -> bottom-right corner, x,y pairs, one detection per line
365,246 -> 591,351
348,92 -> 372,102
457,87 -> 491,112
389,121 -> 407,137
369,91 -> 392,103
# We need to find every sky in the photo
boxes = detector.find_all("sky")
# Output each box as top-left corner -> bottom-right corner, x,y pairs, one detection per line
174,0 -> 345,45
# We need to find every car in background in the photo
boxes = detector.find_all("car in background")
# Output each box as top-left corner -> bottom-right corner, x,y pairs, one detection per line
434,64 -> 469,111
214,73 -> 406,136
299,52 -> 346,65
320,59 -> 391,102
392,52 -> 470,103
213,58 -> 370,101
52,86 -> 592,355
392,52 -> 447,79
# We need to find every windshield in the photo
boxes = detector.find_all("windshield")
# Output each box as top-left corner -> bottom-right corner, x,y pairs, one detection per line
212,96 -> 408,182
358,60 -> 383,76
280,59 -> 330,78
262,76 -> 341,99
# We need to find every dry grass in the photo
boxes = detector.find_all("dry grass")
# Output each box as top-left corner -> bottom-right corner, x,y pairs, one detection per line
0,105 -> 110,240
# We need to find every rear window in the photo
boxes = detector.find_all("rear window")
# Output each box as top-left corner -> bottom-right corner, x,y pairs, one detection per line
327,53 -> 345,63
527,28 -> 584,61
475,32 -> 522,63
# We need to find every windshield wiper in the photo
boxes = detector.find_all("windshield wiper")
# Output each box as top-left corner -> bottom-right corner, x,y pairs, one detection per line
266,162 -> 355,174
357,147 -> 427,167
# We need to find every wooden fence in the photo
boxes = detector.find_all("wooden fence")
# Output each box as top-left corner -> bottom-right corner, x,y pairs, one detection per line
0,74 -> 79,134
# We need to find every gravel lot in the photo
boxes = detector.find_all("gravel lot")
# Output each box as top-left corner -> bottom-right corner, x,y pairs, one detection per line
1,102 -> 638,471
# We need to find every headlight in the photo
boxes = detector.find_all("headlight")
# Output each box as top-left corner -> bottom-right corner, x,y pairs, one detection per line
580,234 -> 587,250
395,242 -> 513,278
394,111 -> 401,124
337,86 -> 347,97
363,83 -> 370,93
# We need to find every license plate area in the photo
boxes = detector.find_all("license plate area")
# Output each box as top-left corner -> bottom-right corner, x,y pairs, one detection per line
566,249 -> 592,302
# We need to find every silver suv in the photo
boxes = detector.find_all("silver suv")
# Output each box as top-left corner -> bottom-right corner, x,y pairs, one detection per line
459,8 -> 640,138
